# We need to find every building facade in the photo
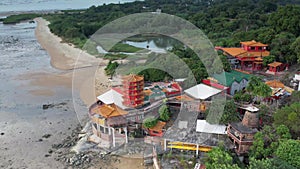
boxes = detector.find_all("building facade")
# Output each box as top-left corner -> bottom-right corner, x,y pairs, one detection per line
122,74 -> 145,108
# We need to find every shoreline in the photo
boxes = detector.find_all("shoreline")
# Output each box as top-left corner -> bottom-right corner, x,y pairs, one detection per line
33,17 -> 145,169
34,17 -> 110,106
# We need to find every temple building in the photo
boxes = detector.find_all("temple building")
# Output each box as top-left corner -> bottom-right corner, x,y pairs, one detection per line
122,74 -> 145,108
219,40 -> 270,71
203,70 -> 251,95
89,103 -> 129,147
227,105 -> 259,155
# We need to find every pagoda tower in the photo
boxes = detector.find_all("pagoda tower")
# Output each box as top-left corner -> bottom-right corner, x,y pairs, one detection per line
122,74 -> 144,108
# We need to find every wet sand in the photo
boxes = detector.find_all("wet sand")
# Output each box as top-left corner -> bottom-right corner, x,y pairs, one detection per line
33,18 -> 144,168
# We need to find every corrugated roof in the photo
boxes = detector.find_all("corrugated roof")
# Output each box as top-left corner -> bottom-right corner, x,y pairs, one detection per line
212,70 -> 251,87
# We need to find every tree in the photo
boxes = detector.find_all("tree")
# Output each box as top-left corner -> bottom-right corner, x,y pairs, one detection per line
288,91 -> 300,104
275,139 -> 300,168
250,125 -> 292,159
220,100 -> 239,124
143,117 -> 158,128
220,54 -> 232,72
159,104 -> 170,122
291,36 -> 300,63
268,5 -> 300,37
246,76 -> 272,103
262,55 -> 275,67
104,60 -> 119,77
248,158 -> 272,169
233,91 -> 252,103
250,132 -> 267,159
270,32 -> 296,64
205,147 -> 240,169
273,102 -> 300,137
258,104 -> 273,126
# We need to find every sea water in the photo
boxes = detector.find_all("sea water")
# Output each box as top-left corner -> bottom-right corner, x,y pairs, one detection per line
0,0 -> 138,13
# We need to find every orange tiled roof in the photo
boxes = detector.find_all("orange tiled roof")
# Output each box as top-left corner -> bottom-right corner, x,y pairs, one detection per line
122,74 -> 144,82
221,48 -> 247,57
94,104 -> 128,118
144,89 -> 153,96
265,80 -> 284,88
248,51 -> 270,57
240,40 -> 268,47
149,121 -> 166,132
175,95 -> 194,101
255,57 -> 263,61
268,62 -> 282,67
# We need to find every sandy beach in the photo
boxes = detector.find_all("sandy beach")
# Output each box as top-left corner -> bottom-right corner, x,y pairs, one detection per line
33,17 -> 145,168
34,17 -> 111,106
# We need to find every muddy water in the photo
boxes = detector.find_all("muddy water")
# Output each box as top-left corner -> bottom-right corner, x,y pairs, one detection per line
0,22 -> 83,168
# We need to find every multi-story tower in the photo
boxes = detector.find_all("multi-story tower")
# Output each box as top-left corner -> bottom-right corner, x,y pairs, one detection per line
122,74 -> 144,108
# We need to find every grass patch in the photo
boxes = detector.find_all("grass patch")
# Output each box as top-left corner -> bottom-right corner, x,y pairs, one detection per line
3,13 -> 41,24
109,43 -> 143,53
102,53 -> 128,60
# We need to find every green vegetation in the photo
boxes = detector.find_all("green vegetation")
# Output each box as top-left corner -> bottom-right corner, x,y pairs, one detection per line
275,139 -> 300,168
206,99 -> 239,125
142,117 -> 158,128
102,53 -> 128,60
273,102 -> 300,137
4,1 -> 300,65
159,104 -> 170,122
205,146 -> 240,169
262,55 -> 276,67
109,43 -> 143,53
3,13 -> 41,24
233,91 -> 252,103
246,76 -> 272,102
104,60 -> 119,77
250,125 -> 291,159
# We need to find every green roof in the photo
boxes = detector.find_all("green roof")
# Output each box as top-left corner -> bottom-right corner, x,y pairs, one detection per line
212,70 -> 252,87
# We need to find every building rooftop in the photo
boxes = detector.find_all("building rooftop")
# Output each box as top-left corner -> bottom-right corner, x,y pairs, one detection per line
196,120 -> 226,135
97,88 -> 128,109
212,70 -> 251,87
229,122 -> 258,134
184,84 -> 222,100
122,74 -> 144,82
149,121 -> 166,132
221,47 -> 247,57
265,80 -> 285,88
94,104 -> 128,118
240,40 -> 268,47
247,51 -> 270,57
268,61 -> 283,67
